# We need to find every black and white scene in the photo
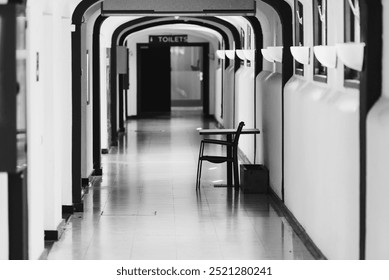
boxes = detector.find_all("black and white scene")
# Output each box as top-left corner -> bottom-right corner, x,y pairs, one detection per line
0,0 -> 388,267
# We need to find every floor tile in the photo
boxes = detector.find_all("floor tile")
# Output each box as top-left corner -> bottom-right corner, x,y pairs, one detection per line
44,109 -> 315,260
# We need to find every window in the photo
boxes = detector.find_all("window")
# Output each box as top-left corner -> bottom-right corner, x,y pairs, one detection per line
240,27 -> 245,66
344,0 -> 361,88
217,41 -> 221,67
294,0 -> 304,75
313,0 -> 327,82
247,25 -> 252,67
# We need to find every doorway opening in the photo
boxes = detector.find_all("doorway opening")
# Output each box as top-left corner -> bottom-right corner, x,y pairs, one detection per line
137,42 -> 209,116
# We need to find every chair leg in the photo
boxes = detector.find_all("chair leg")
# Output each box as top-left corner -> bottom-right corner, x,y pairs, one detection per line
233,153 -> 239,189
196,143 -> 204,189
196,159 -> 201,189
197,160 -> 203,189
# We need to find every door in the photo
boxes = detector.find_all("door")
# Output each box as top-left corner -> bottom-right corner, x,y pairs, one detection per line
170,46 -> 204,107
137,44 -> 171,114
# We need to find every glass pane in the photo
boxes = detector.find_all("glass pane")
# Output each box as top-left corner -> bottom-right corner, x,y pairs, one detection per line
295,0 -> 304,75
344,0 -> 360,87
170,46 -> 203,107
313,0 -> 327,80
16,5 -> 27,169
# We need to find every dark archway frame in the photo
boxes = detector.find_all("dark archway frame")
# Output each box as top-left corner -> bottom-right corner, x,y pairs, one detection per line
69,0 -> 384,260
260,0 -> 293,204
93,16 -> 246,182
109,17 -> 242,145
92,16 -> 107,175
71,0 -> 103,212
72,1 -> 247,212
359,0 -> 382,260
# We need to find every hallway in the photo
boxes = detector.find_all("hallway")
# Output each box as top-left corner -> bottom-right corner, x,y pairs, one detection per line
43,109 -> 315,260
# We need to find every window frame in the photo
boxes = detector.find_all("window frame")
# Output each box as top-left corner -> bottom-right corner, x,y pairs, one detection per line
294,0 -> 304,76
313,0 -> 328,83
343,0 -> 361,89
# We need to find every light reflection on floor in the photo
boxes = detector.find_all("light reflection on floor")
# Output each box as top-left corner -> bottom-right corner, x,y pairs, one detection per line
44,109 -> 315,260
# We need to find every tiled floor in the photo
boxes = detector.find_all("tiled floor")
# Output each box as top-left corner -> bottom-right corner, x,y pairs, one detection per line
44,109 -> 315,260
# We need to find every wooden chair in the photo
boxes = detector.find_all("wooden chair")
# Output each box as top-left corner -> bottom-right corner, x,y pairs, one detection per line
196,121 -> 245,189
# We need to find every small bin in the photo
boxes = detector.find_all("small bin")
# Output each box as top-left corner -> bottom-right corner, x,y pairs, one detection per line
240,164 -> 269,193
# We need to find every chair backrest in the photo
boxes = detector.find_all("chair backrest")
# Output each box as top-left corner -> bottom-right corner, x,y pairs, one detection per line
233,121 -> 245,146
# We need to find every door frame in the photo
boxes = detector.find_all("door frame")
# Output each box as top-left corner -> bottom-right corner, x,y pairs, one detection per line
136,42 -> 209,116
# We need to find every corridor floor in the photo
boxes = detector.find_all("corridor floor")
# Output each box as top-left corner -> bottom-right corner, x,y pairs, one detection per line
44,109 -> 316,260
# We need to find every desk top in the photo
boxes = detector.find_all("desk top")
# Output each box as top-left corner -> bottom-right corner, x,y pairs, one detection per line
198,128 -> 260,135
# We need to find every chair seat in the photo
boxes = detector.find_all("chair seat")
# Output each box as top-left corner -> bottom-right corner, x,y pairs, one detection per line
201,139 -> 233,146
199,155 -> 233,164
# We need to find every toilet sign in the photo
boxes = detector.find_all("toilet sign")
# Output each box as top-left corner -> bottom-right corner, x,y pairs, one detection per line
149,35 -> 188,44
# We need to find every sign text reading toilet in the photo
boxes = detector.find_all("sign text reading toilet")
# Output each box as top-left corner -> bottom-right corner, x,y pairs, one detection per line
149,35 -> 188,44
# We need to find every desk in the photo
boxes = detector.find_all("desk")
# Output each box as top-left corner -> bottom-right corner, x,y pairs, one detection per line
198,128 -> 260,188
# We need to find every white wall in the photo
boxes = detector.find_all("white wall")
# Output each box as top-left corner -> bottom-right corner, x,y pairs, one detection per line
222,66 -> 235,129
218,17 -> 257,162
235,66 -> 255,162
260,71 -> 283,197
255,1 -> 283,194
59,1 -> 77,207
214,67 -> 222,123
100,34 -> 109,150
25,0 -> 46,260
41,4 -> 64,236
23,0 -> 81,259
283,0 -> 360,259
366,0 -> 389,259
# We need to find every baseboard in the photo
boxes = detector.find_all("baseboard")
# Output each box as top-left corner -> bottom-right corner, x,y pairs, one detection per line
171,100 -> 202,107
268,188 -> 327,260
62,205 -> 74,214
82,169 -> 96,187
44,219 -> 67,241
81,177 -> 89,187
73,202 -> 84,212
92,168 -> 103,176
44,230 -> 59,241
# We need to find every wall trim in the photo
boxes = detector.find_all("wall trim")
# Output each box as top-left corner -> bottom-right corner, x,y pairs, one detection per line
44,219 -> 67,241
73,202 -> 84,213
268,188 -> 327,260
62,205 -> 74,215
81,177 -> 89,187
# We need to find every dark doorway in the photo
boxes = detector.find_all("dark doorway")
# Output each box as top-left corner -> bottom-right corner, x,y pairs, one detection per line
137,44 -> 171,114
136,42 -> 209,116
